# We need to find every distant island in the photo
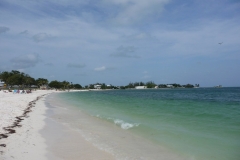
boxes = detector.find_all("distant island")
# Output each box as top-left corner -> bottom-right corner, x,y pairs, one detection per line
0,70 -> 200,90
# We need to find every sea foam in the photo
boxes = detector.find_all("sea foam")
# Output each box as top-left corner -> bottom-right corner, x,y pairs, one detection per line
96,116 -> 140,129
113,119 -> 140,130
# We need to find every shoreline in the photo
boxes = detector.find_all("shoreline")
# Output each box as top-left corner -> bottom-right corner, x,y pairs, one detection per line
44,92 -> 185,160
0,90 -> 115,160
0,90 -> 185,160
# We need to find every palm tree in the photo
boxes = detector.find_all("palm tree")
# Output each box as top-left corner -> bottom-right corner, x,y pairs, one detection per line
62,81 -> 70,90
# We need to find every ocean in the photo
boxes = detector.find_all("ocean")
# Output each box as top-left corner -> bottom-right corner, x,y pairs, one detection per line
52,87 -> 240,160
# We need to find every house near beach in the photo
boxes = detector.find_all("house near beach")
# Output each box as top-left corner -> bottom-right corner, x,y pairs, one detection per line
135,86 -> 147,89
166,84 -> 174,88
0,79 -> 5,88
94,84 -> 101,89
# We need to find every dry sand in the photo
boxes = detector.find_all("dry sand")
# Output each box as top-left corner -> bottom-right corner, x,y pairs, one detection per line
0,90 -> 52,160
0,90 -> 114,160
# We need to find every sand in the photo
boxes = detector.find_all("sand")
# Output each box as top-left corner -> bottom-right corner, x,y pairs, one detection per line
0,90 -> 114,160
0,90 -> 52,160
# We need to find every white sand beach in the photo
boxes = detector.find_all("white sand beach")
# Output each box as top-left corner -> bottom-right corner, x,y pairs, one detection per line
0,90 -> 52,160
0,90 -> 114,160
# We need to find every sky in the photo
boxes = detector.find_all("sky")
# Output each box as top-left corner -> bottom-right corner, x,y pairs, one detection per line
0,0 -> 240,87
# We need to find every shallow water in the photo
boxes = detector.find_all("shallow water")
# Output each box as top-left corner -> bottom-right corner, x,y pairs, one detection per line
45,93 -> 184,160
56,88 -> 240,160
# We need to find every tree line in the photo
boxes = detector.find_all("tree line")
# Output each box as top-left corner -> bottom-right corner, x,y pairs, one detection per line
0,70 -> 82,89
0,70 -> 198,90
122,81 -> 197,89
84,82 -> 197,89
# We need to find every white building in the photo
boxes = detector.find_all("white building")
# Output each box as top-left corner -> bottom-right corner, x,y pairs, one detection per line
94,84 -> 101,89
166,85 -> 173,88
0,79 -> 5,88
135,86 -> 147,89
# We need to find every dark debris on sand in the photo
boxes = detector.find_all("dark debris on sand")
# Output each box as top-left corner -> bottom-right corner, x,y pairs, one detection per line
0,94 -> 46,154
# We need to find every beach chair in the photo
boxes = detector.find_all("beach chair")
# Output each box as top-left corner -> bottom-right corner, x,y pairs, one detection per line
26,90 -> 32,94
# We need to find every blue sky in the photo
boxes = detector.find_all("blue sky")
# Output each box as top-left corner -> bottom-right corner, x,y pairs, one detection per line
0,0 -> 240,87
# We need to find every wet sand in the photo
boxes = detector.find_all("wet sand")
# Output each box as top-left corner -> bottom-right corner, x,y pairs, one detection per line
43,93 -> 185,160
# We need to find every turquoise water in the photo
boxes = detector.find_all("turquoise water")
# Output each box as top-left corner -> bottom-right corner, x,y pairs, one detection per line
58,88 -> 240,160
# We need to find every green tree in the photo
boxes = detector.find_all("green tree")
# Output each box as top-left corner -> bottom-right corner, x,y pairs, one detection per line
6,74 -> 21,87
0,71 -> 12,86
120,86 -> 125,89
146,81 -> 156,88
24,76 -> 35,87
89,84 -> 94,89
36,78 -> 49,88
171,83 -> 182,88
101,83 -> 107,89
0,70 -> 36,88
127,82 -> 134,88
183,84 -> 194,88
73,84 -> 82,89
61,81 -> 70,90
49,80 -> 62,89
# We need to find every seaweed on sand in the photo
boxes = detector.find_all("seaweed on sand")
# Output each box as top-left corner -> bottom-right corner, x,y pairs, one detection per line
0,94 -> 46,152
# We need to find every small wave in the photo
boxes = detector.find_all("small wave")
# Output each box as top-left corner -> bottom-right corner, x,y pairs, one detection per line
95,116 -> 140,129
113,119 -> 140,130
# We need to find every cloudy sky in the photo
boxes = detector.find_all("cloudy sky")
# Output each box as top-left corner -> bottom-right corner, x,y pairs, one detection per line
0,0 -> 240,87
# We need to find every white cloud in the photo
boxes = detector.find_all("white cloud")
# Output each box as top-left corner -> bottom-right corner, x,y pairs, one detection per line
10,53 -> 40,69
104,0 -> 170,25
94,66 -> 106,71
32,33 -> 52,42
